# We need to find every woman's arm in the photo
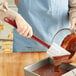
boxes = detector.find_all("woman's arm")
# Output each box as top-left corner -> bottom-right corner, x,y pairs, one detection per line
0,0 -> 33,38
69,0 -> 76,28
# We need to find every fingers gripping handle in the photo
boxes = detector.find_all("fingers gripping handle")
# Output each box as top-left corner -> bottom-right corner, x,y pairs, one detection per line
4,17 -> 50,49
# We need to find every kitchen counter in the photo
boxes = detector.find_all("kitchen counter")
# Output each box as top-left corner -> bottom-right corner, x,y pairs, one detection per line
0,52 -> 49,76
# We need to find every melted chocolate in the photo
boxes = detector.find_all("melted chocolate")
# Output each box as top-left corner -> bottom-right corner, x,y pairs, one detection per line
61,33 -> 76,59
53,33 -> 76,72
33,34 -> 76,76
33,63 -> 66,76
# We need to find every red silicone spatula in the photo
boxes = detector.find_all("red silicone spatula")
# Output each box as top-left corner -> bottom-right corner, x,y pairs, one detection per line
4,17 -> 70,58
4,17 -> 50,49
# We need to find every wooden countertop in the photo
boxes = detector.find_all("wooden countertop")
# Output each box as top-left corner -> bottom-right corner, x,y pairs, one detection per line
0,52 -> 49,76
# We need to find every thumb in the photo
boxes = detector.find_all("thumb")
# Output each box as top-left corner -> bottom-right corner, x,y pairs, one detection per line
71,18 -> 76,29
15,15 -> 21,28
71,20 -> 75,29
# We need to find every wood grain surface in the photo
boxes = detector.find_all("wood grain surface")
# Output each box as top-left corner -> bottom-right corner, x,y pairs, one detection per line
0,52 -> 49,76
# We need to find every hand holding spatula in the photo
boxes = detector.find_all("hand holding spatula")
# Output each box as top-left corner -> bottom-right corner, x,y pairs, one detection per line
4,17 -> 71,72
4,17 -> 71,56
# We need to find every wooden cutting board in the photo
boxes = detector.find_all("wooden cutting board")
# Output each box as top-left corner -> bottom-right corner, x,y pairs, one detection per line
0,52 -> 49,76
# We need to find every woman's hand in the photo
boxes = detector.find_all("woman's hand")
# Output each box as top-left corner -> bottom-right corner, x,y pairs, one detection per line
70,17 -> 76,29
70,17 -> 76,33
15,14 -> 33,38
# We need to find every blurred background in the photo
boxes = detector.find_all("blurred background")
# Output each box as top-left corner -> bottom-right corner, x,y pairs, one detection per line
0,0 -> 18,53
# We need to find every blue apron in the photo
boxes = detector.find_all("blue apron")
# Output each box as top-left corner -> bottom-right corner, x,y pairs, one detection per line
13,0 -> 70,52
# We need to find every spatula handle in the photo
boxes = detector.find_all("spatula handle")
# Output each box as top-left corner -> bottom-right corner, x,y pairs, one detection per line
4,17 -> 50,49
